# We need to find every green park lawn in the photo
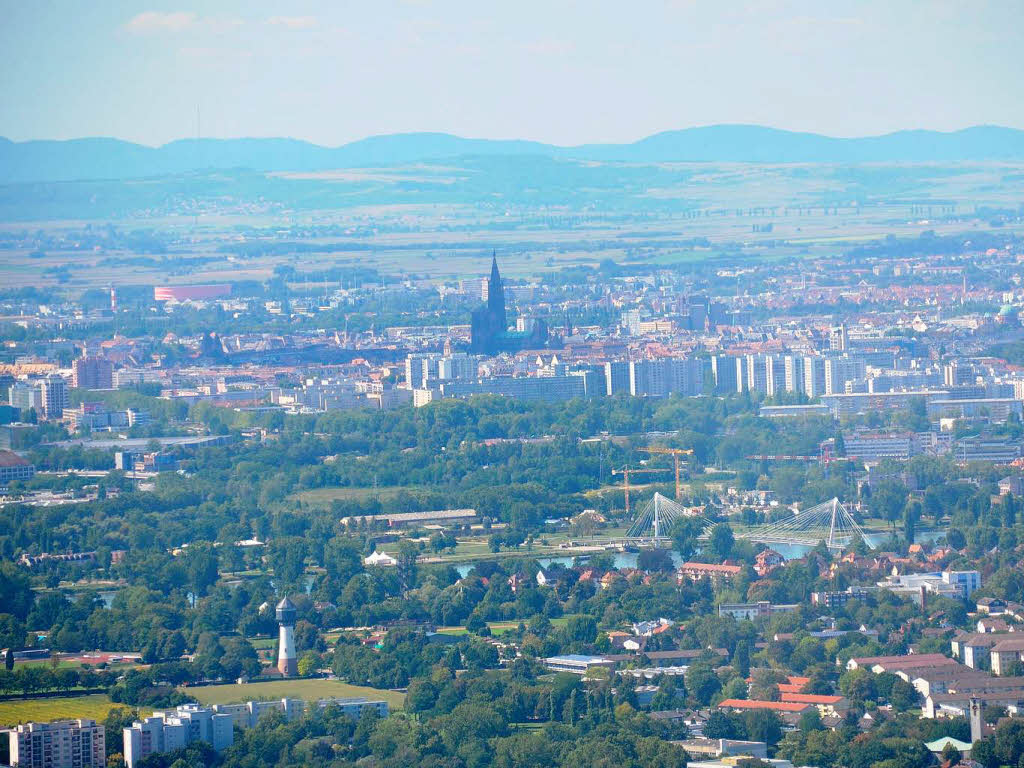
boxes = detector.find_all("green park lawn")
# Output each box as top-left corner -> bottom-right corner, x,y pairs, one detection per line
0,694 -> 141,726
293,486 -> 422,507
436,616 -> 574,637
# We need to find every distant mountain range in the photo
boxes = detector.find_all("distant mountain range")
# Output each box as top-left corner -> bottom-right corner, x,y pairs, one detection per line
3,124 -> 1024,183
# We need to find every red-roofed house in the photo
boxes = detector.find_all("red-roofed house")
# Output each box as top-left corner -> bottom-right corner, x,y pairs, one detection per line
780,692 -> 849,715
600,572 -> 622,590
677,562 -> 742,586
846,653 -> 954,673
777,676 -> 811,694
717,698 -> 812,714
755,549 -> 785,576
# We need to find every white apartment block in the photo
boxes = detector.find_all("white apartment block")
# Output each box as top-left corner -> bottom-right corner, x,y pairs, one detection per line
123,697 -> 389,768
803,356 -> 826,397
40,376 -> 68,419
843,430 -> 919,461
206,698 -> 305,730
124,705 -> 233,768
5,719 -> 105,768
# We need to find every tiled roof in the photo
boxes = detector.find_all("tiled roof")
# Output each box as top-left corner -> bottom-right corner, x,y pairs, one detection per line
718,698 -> 810,712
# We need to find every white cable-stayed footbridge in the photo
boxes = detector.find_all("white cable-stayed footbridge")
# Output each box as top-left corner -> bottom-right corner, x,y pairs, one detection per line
625,492 -> 714,541
734,497 -> 868,552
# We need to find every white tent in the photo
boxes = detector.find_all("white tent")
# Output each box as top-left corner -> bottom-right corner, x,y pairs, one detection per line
364,551 -> 397,566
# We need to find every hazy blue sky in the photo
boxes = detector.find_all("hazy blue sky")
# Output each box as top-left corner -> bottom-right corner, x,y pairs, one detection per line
2,1 -> 1022,146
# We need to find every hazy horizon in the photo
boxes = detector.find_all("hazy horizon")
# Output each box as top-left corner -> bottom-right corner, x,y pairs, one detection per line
6,121 -> 1024,149
3,1 -> 1023,147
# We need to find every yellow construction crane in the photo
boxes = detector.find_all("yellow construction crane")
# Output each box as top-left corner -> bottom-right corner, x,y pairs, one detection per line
611,466 -> 669,516
639,447 -> 694,501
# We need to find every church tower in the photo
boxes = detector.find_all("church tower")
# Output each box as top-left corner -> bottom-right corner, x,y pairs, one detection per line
487,252 -> 507,332
470,253 -> 544,354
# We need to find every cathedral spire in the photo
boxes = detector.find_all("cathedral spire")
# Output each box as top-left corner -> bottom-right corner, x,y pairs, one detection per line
490,251 -> 501,287
487,252 -> 507,331
470,252 -> 545,354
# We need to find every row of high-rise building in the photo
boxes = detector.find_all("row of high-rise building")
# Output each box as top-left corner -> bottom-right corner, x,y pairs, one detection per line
408,357 -> 707,406
0,696 -> 390,768
9,376 -> 67,418
603,359 -> 706,397
710,353 -> 877,397
4,357 -> 112,421
404,350 -> 479,389
399,349 -> 1024,409
404,350 -> 971,404
123,705 -> 234,768
708,354 -> 1003,398
122,696 -> 389,768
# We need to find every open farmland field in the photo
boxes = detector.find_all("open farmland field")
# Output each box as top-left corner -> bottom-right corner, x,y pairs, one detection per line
4,158 -> 1023,291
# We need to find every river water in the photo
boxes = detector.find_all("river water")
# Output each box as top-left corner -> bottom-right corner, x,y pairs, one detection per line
452,529 -> 947,577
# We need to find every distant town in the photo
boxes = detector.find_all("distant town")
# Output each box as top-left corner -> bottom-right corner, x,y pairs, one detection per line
3,215 -> 1024,768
